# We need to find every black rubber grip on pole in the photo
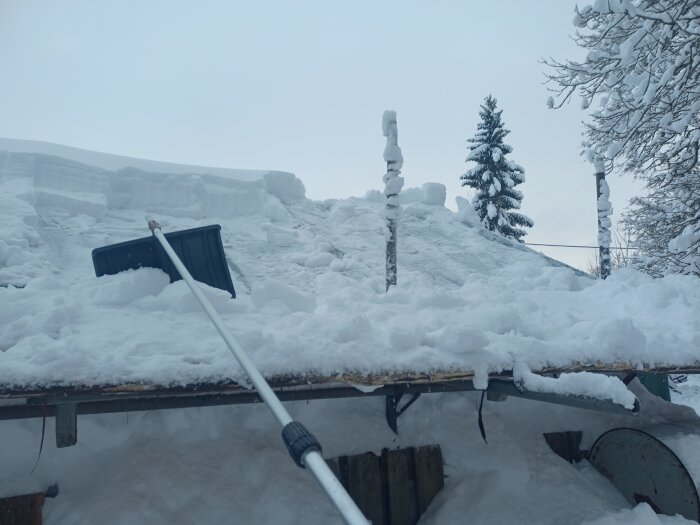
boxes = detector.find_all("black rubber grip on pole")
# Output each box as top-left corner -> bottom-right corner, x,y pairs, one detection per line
282,421 -> 322,468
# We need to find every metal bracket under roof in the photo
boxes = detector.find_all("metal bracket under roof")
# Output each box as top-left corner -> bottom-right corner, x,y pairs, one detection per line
385,392 -> 421,435
0,375 -> 639,448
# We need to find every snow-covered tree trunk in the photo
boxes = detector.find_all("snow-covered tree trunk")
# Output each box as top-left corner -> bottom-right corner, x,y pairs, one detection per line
382,110 -> 404,292
595,159 -> 613,279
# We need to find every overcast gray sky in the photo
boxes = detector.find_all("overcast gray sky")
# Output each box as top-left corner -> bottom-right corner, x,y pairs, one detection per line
0,0 -> 642,269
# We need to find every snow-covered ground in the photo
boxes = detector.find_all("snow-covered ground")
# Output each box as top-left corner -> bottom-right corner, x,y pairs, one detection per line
1,142 -> 700,524
2,377 -> 700,524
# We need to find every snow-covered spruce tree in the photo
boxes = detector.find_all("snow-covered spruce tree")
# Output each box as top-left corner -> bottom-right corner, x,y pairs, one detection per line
544,0 -> 700,276
461,96 -> 533,241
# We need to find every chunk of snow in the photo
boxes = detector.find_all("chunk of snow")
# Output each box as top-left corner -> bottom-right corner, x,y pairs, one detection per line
35,188 -> 107,219
420,183 -> 446,206
383,144 -> 404,166
251,279 -> 317,313
350,383 -> 384,393
605,142 -> 623,159
455,196 -> 479,226
514,364 -> 637,409
263,171 -> 306,204
262,224 -> 299,247
87,268 -> 171,306
383,175 -> 404,196
487,203 -> 497,218
382,110 -> 397,137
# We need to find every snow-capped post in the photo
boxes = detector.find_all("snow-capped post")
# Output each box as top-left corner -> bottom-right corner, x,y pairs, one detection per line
544,2 -> 700,277
594,157 -> 612,279
382,110 -> 404,292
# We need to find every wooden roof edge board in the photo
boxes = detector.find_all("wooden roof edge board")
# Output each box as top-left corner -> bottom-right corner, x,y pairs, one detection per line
0,376 -> 640,423
0,371 -> 483,397
1,363 -> 698,398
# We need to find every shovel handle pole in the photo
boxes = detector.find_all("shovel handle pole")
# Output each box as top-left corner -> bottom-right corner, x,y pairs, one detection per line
147,219 -> 369,525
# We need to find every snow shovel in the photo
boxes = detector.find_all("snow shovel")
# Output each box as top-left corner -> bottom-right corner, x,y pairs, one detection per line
92,224 -> 236,297
143,219 -> 369,525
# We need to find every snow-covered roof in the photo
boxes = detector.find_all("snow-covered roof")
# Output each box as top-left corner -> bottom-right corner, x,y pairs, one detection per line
0,137 -> 271,181
1,141 -> 699,397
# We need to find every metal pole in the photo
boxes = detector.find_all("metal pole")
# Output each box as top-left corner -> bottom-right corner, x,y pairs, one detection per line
147,219 -> 369,525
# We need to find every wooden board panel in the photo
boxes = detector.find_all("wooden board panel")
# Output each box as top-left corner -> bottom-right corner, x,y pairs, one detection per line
384,449 -> 415,525
347,453 -> 385,525
329,445 -> 444,525
415,445 -> 444,515
0,493 -> 44,525
55,404 -> 77,448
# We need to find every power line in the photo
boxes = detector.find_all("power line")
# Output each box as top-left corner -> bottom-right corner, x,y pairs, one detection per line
524,242 -> 633,250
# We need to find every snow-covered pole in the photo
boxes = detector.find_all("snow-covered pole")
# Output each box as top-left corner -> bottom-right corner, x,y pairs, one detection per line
146,219 -> 369,525
594,157 -> 612,279
382,110 -> 404,292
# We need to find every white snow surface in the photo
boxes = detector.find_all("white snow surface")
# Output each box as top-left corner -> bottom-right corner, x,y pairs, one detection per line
1,146 -> 699,393
3,144 -> 700,524
582,503 -> 693,524
3,376 -> 700,524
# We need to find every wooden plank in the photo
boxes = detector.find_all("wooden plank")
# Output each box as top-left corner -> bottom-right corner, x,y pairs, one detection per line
55,403 -> 77,448
3,363 -> 700,397
347,453 -> 385,525
414,445 -> 444,515
384,449 -> 414,525
0,493 -> 44,525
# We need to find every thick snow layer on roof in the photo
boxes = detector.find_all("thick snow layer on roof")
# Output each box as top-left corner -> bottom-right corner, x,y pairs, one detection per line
1,147 -> 699,394
0,137 -> 272,181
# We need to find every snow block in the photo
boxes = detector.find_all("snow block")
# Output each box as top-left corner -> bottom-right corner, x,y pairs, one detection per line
263,171 -> 305,204
34,187 -> 107,219
421,183 -> 446,206
91,225 -> 236,297
455,196 -> 479,226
